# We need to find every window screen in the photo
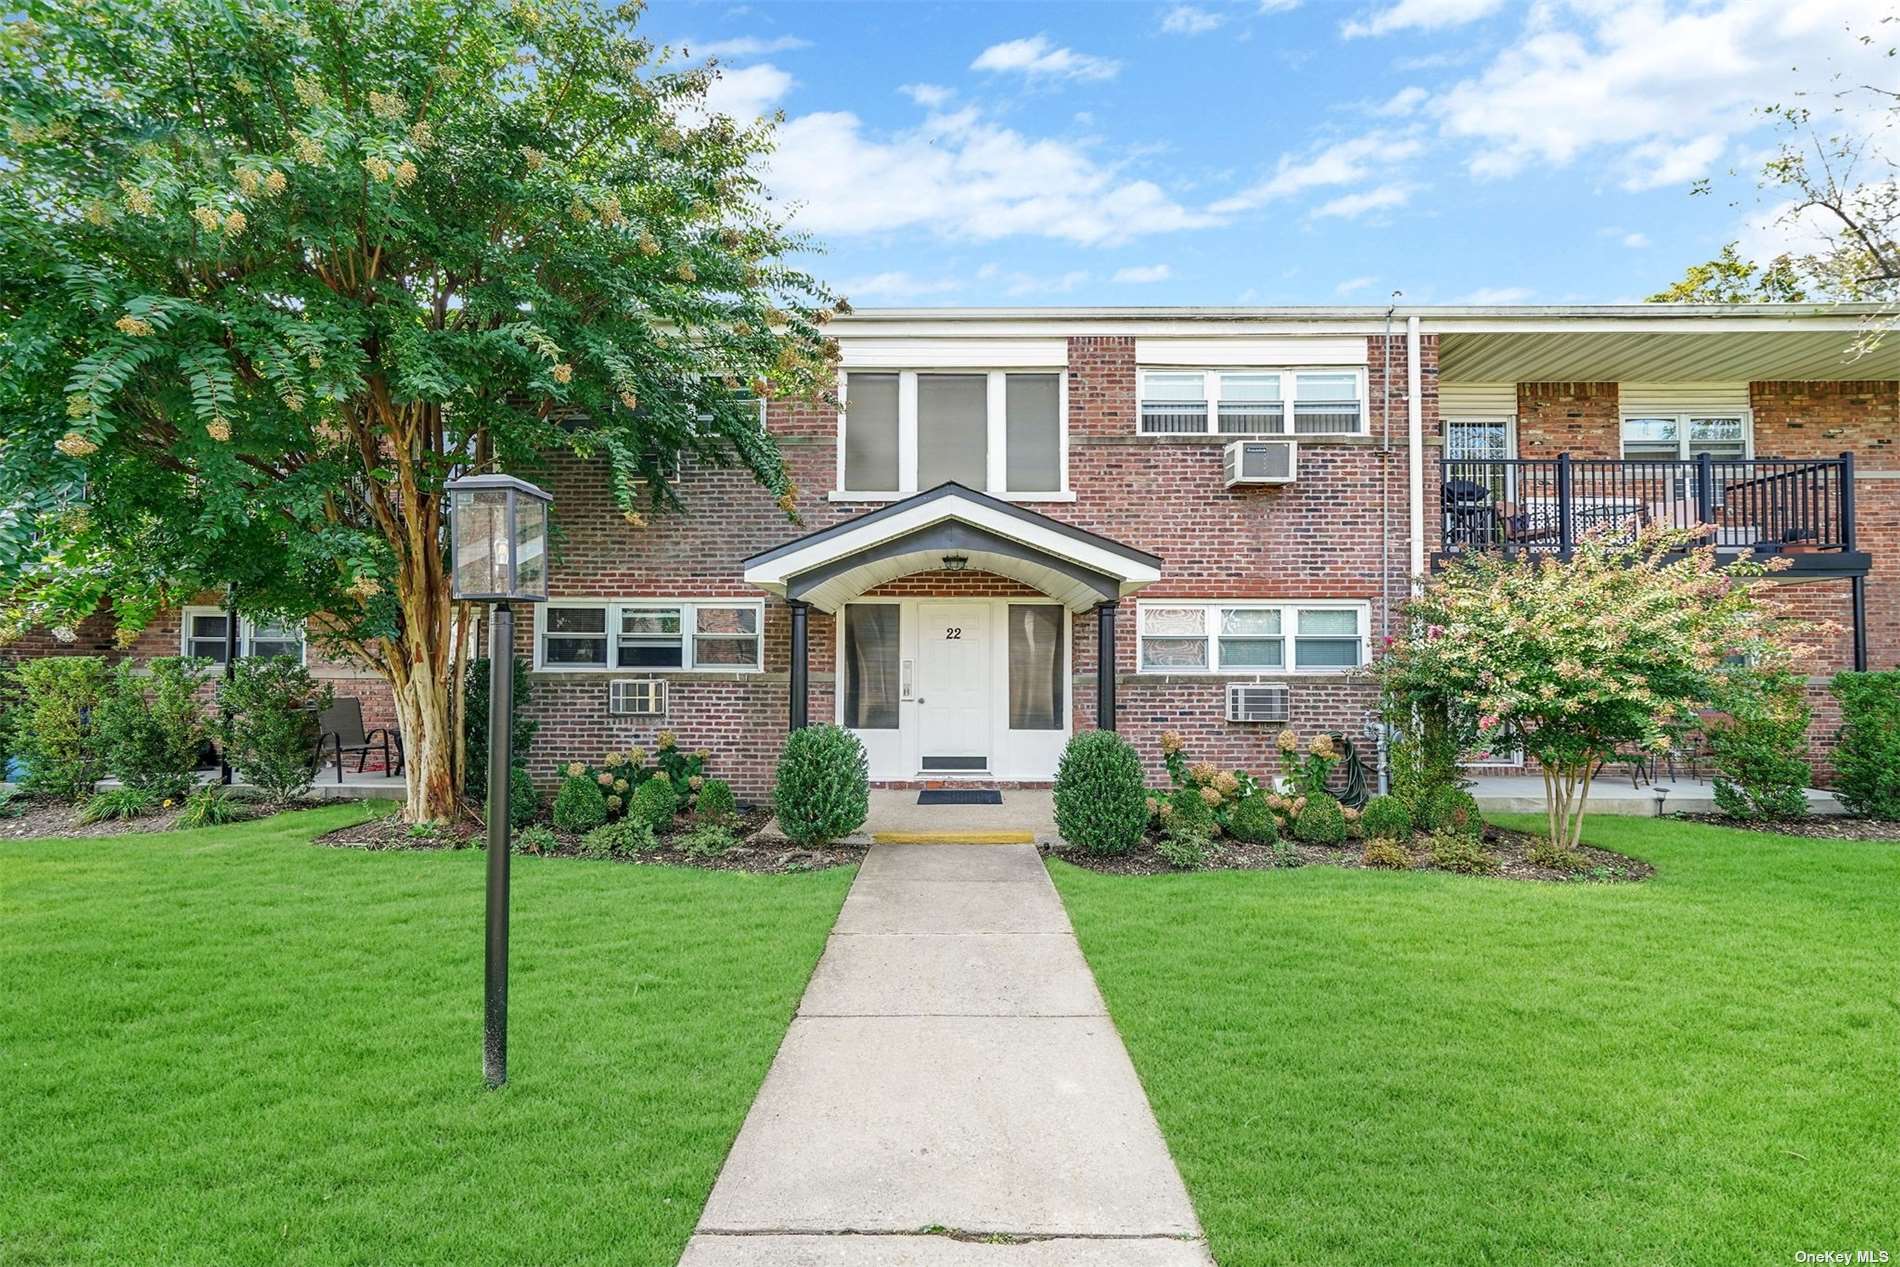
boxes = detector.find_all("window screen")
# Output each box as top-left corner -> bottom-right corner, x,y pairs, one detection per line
249,620 -> 304,661
917,373 -> 988,489
844,605 -> 900,729
1007,605 -> 1063,729
692,605 -> 759,668
616,607 -> 683,668
1292,373 -> 1362,434
545,606 -> 610,666
1217,608 -> 1283,668
1217,374 -> 1284,434
1293,608 -> 1362,668
844,372 -> 900,491
188,613 -> 231,663
1140,372 -> 1209,434
1005,374 -> 1061,493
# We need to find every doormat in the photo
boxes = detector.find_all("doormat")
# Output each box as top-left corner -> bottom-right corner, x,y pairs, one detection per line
917,790 -> 1003,805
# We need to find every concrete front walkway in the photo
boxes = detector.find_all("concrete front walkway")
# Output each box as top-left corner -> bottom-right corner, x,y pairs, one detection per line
680,844 -> 1211,1267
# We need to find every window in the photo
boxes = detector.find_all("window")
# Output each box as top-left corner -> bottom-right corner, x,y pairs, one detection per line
1620,413 -> 1750,461
1138,602 -> 1366,673
536,600 -> 763,672
1007,604 -> 1064,730
1138,369 -> 1366,436
180,608 -> 307,663
843,604 -> 900,729
839,370 -> 1067,496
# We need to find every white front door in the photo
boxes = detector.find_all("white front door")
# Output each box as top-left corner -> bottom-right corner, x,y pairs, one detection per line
917,602 -> 991,771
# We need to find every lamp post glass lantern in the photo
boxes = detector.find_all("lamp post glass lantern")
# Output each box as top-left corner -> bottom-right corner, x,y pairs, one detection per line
447,474 -> 551,1088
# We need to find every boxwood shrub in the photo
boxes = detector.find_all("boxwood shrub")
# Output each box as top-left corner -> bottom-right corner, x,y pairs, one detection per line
1292,792 -> 1348,845
1359,794 -> 1414,840
551,773 -> 608,832
1417,785 -> 1483,837
628,775 -> 678,831
773,724 -> 869,845
1053,730 -> 1148,856
1226,791 -> 1279,843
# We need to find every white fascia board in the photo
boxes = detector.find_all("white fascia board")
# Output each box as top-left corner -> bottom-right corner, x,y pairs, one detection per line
1134,337 -> 1368,367
837,338 -> 1068,368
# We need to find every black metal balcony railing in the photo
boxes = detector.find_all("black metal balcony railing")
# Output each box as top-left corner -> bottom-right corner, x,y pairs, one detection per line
1439,451 -> 1859,560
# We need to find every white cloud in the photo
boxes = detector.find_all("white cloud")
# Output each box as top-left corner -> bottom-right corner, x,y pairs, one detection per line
1430,0 -> 1889,187
1312,182 -> 1415,219
1258,0 -> 1300,10
763,108 -> 1222,245
1622,232 -> 1650,249
689,34 -> 810,59
976,263 -> 1091,296
1211,132 -> 1425,213
1112,264 -> 1174,283
1335,275 -> 1377,295
1344,0 -> 1507,38
701,63 -> 794,121
1456,286 -> 1535,304
1373,86 -> 1428,117
1161,5 -> 1226,34
971,35 -> 1121,82
836,271 -> 965,300
900,82 -> 954,108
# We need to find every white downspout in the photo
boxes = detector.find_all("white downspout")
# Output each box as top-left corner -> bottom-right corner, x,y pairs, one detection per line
1406,314 -> 1424,585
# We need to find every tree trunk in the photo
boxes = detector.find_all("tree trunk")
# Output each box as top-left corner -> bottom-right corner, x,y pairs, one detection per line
381,541 -> 461,823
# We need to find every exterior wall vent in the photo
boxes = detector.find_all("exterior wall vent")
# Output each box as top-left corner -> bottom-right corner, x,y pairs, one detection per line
1226,683 -> 1290,723
1223,439 -> 1298,487
608,679 -> 666,717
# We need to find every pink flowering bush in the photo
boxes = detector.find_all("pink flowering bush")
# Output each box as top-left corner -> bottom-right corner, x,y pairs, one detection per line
1377,524 -> 1805,850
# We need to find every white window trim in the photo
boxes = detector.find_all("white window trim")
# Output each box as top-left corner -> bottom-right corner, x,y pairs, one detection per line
179,606 -> 309,664
834,368 -> 1071,501
1617,410 -> 1754,460
531,598 -> 765,673
1135,600 -> 1370,675
1137,367 -> 1370,437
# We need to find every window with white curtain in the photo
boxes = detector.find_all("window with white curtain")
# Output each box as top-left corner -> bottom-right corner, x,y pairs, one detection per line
536,600 -> 763,671
1007,604 -> 1064,730
839,370 -> 1066,496
1138,369 -> 1366,436
1620,413 -> 1751,461
843,604 -> 900,729
1138,601 -> 1367,672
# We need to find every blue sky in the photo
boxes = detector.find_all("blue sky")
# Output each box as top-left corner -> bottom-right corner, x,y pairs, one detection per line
652,0 -> 1889,307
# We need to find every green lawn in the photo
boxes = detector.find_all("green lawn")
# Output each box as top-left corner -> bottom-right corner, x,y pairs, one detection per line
0,805 -> 853,1266
1051,816 -> 1900,1267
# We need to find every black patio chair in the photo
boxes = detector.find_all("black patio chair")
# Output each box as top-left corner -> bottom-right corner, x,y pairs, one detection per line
317,697 -> 403,783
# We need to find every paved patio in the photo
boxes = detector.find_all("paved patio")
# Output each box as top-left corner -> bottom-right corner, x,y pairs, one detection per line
681,843 -> 1212,1267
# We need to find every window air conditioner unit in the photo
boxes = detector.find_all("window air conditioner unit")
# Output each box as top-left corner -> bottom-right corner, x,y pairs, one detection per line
1226,683 -> 1290,724
1223,439 -> 1297,487
608,679 -> 666,716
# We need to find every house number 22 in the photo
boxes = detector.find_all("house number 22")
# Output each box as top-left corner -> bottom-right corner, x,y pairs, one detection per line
944,627 -> 962,639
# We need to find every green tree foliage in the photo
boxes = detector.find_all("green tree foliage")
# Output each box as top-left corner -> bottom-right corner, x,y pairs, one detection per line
1648,243 -> 1811,304
1829,671 -> 1900,819
0,0 -> 840,820
1708,668 -> 1812,821
217,656 -> 329,803
462,656 -> 537,802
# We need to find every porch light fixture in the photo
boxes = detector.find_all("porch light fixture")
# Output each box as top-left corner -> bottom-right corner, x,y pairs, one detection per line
446,472 -> 552,1089
940,553 -> 969,572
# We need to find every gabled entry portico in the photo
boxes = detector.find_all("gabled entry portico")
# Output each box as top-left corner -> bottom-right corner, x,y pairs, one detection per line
743,484 -> 1161,781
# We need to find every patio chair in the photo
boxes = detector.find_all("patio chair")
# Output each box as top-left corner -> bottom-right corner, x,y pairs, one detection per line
317,697 -> 403,783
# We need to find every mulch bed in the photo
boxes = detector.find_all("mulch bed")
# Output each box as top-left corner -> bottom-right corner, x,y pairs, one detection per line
314,807 -> 866,875
1050,823 -> 1654,883
1671,813 -> 1900,842
0,794 -> 276,840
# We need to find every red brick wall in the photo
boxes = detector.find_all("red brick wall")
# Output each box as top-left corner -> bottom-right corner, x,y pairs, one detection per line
1516,382 -> 1621,457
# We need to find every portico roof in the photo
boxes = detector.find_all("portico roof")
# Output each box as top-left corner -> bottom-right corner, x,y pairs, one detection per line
742,484 -> 1163,614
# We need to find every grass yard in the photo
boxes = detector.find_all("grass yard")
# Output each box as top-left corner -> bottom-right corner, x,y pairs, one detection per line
1051,815 -> 1900,1267
0,805 -> 853,1266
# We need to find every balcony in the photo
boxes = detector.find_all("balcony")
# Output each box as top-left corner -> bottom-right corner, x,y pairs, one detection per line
1436,452 -> 1871,581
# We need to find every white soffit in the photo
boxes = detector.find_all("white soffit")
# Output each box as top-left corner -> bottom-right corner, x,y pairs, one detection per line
1439,382 -> 1517,418
1440,330 -> 1900,383
1134,337 -> 1367,367
837,338 -> 1068,369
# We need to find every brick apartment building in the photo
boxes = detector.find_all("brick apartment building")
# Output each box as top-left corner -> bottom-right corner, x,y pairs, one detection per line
18,304 -> 1895,799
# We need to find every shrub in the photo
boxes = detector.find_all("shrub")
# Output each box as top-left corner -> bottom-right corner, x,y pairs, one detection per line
551,773 -> 608,832
1417,785 -> 1483,837
1428,832 -> 1499,875
773,724 -> 870,846
627,775 -> 678,831
178,785 -> 246,828
79,786 -> 157,823
652,730 -> 711,789
1156,827 -> 1212,871
678,821 -> 738,857
1526,837 -> 1589,873
13,656 -> 109,800
96,658 -> 211,799
695,777 -> 738,822
1226,791 -> 1279,844
462,657 -> 538,802
581,816 -> 655,857
1359,794 -> 1413,840
1165,784 -> 1218,838
1292,793 -> 1348,845
1709,670 -> 1812,820
1276,728 -> 1340,799
507,766 -> 540,828
1051,730 -> 1147,856
515,824 -> 558,855
1157,731 -> 1254,827
1361,837 -> 1412,870
1830,671 -> 1900,819
218,657 -> 330,804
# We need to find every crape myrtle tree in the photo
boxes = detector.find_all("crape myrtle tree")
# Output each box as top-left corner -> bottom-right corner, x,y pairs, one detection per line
0,0 -> 842,820
1377,527 -> 1806,851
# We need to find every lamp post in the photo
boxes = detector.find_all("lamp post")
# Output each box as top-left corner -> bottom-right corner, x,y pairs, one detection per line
446,474 -> 551,1088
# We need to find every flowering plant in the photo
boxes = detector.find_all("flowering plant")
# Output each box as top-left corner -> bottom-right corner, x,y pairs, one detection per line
1156,730 -> 1258,833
